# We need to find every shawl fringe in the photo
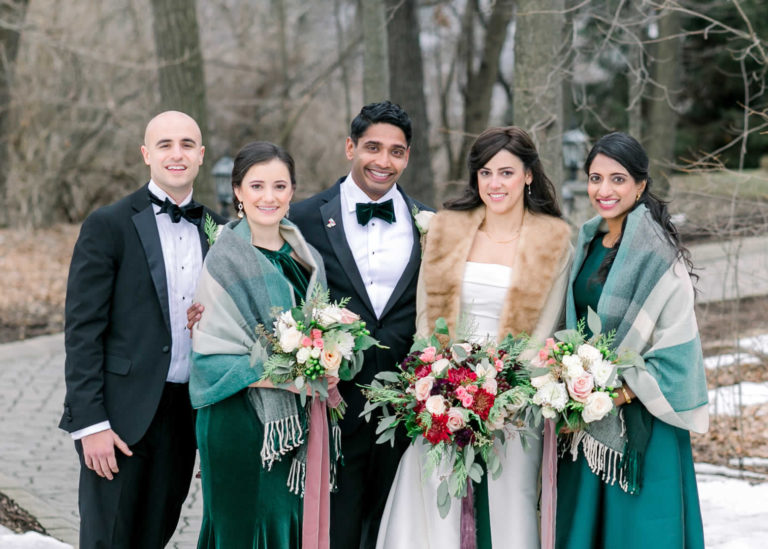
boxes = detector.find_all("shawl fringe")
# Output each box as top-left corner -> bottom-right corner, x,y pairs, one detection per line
260,415 -> 305,471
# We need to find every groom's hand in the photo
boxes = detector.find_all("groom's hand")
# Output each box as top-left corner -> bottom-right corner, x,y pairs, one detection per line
186,302 -> 205,336
82,429 -> 133,480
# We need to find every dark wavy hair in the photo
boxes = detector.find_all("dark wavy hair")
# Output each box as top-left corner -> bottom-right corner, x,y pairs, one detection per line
231,141 -> 296,211
349,100 -> 412,146
444,126 -> 562,217
585,132 -> 696,283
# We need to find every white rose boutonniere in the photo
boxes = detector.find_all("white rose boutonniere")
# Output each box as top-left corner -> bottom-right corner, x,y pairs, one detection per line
411,205 -> 435,254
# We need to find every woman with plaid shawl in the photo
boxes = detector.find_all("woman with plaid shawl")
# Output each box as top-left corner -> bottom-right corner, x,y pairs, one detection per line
556,133 -> 707,549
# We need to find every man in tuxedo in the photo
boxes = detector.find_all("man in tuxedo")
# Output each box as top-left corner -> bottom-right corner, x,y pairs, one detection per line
291,101 -> 432,549
59,111 -> 226,548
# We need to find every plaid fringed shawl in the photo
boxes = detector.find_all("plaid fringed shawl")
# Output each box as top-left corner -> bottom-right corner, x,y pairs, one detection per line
190,218 -> 342,495
564,205 -> 709,493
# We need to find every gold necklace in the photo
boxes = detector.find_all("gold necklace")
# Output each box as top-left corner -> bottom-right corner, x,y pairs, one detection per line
480,226 -> 521,244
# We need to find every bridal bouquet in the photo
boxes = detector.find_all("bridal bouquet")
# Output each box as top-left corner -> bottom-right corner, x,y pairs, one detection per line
360,318 -> 533,517
257,286 -> 381,413
528,309 -> 635,430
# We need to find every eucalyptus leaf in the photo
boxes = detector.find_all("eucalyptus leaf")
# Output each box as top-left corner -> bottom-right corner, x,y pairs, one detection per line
436,481 -> 451,519
375,414 -> 398,434
451,344 -> 468,361
469,462 -> 484,484
375,428 -> 396,446
587,307 -> 603,337
375,371 -> 402,383
294,376 -> 305,390
464,445 -> 475,470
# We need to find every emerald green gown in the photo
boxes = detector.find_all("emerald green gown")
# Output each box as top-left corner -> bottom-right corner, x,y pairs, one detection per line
196,244 -> 309,549
555,236 -> 705,549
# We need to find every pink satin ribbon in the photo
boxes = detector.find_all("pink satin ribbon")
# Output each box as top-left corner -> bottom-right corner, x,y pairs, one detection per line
540,419 -> 558,549
302,387 -> 342,549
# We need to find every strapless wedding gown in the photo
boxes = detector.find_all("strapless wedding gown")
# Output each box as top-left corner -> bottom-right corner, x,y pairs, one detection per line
376,262 -> 542,549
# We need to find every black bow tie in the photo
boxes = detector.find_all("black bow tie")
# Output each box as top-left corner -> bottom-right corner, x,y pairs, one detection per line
148,191 -> 204,226
355,199 -> 396,226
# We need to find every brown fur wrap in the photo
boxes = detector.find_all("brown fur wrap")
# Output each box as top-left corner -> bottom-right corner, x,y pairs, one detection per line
421,206 -> 572,337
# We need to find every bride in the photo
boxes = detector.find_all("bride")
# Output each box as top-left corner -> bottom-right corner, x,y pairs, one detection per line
376,126 -> 572,548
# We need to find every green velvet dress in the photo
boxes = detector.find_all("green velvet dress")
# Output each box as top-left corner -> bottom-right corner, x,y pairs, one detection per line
556,235 -> 705,549
196,243 -> 309,549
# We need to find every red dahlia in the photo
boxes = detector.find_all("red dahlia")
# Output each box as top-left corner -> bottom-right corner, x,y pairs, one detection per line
472,389 -> 496,420
424,414 -> 451,445
448,367 -> 477,385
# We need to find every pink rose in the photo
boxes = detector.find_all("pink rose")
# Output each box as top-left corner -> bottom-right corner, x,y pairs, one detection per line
320,348 -> 342,376
339,308 -> 360,324
456,387 -> 474,407
466,384 -> 478,394
414,376 -> 435,401
546,338 -> 556,349
311,329 -> 323,340
313,338 -> 324,349
301,336 -> 312,347
419,346 -> 437,363
446,408 -> 465,432
494,359 -> 504,372
425,395 -> 447,416
566,372 -> 595,403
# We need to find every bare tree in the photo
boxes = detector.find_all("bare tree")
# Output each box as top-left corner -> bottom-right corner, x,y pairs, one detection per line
361,0 -> 389,102
514,0 -> 566,195
386,0 -> 435,206
149,0 -> 213,206
0,0 -> 29,225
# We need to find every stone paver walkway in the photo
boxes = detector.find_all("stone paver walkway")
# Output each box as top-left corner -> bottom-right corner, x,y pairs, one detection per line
0,334 -> 202,548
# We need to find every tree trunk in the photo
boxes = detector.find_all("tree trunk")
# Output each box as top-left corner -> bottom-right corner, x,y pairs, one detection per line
386,0 -> 434,207
0,0 -> 29,226
645,8 -> 682,198
514,0 -> 565,198
361,0 -> 389,103
454,0 -> 515,180
149,0 -> 214,206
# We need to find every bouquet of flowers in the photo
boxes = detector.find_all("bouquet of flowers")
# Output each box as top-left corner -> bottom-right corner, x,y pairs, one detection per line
257,286 -> 381,414
360,318 -> 533,517
528,309 -> 637,430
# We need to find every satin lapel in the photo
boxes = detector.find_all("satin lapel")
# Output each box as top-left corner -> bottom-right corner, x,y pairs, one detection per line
197,209 -> 211,257
380,189 -> 422,319
319,195 -> 376,317
132,205 -> 171,334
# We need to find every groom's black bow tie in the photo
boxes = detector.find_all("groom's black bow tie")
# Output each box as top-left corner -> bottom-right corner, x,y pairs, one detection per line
148,191 -> 204,226
356,199 -> 396,226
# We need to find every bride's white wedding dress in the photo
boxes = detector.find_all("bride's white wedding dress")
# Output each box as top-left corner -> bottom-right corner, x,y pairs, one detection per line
376,262 -> 542,549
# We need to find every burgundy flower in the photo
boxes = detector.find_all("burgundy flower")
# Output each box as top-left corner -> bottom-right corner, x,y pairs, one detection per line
448,367 -> 478,385
472,389 -> 496,420
453,427 -> 474,449
424,414 -> 451,445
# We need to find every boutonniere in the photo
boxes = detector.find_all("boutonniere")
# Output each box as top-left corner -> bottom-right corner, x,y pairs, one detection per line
411,205 -> 435,254
203,213 -> 224,246
326,218 -> 337,228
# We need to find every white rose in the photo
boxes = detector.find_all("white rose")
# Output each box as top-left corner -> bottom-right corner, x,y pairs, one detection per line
533,381 -> 569,412
320,348 -> 342,376
446,408 -> 466,432
541,406 -> 557,419
296,347 -> 311,364
277,310 -> 297,329
311,347 -> 321,359
278,326 -> 303,353
531,372 -> 555,388
591,359 -> 615,388
475,360 -> 497,380
425,395 -> 447,416
414,210 -> 435,233
414,376 -> 435,401
316,305 -> 344,326
562,354 -> 585,379
582,391 -> 614,423
482,378 -> 498,395
334,331 -> 355,359
431,358 -> 451,376
577,344 -> 602,367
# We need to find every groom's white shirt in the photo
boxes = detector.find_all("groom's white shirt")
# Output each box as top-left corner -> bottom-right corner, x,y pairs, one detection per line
340,175 -> 413,318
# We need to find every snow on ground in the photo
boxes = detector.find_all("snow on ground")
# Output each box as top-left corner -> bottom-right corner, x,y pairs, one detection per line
0,526 -> 72,548
703,352 -> 761,369
708,381 -> 768,416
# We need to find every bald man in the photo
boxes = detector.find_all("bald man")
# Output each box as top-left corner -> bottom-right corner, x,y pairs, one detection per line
60,111 -> 226,548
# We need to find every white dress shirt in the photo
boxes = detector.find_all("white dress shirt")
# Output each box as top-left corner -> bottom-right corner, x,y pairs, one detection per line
71,181 -> 202,440
340,175 -> 414,318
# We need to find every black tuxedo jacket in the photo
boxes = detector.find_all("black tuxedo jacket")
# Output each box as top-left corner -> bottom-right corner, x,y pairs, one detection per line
290,179 -> 432,432
59,184 -> 226,446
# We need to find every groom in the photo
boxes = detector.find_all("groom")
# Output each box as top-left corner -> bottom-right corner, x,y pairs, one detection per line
291,101 -> 432,549
60,111 -> 226,548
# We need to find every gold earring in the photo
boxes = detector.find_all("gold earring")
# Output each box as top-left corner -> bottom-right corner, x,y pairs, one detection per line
635,193 -> 641,202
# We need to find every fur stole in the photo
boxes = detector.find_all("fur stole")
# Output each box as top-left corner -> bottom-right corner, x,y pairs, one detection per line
421,206 -> 572,337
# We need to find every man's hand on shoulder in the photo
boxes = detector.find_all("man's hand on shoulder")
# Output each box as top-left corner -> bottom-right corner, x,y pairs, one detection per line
81,429 -> 133,480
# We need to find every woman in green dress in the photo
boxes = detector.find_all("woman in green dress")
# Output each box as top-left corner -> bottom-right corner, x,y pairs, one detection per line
556,132 -> 708,549
189,141 -> 337,548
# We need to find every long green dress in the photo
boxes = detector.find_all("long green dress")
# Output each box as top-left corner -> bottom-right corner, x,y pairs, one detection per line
196,243 -> 309,549
556,235 -> 705,549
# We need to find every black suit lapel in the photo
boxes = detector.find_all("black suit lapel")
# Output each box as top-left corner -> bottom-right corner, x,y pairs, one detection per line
380,188 -> 422,319
132,197 -> 172,334
197,209 -> 212,257
319,194 -> 377,318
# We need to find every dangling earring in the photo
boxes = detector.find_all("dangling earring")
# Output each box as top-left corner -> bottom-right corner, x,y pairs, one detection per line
635,193 -> 641,203
527,184 -> 532,196
237,202 -> 244,219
